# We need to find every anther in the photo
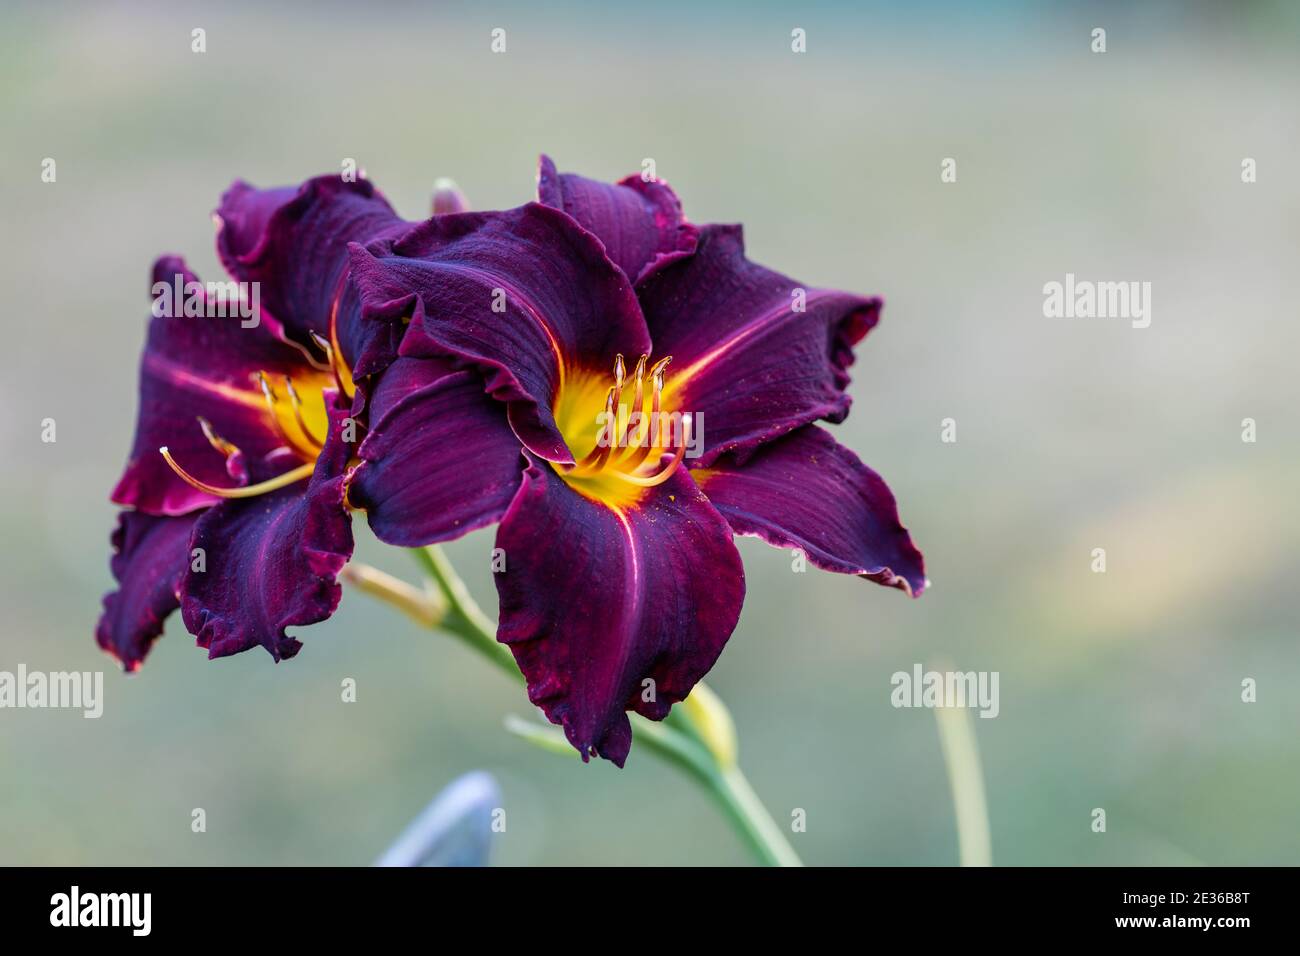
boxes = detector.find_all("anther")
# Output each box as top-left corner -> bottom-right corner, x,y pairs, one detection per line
628,354 -> 648,406
649,355 -> 672,429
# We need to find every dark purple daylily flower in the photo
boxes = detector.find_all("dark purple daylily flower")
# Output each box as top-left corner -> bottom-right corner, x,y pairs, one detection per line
97,176 -> 414,669
344,156 -> 926,766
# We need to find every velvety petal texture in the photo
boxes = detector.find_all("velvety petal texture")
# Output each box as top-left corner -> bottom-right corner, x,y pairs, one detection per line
96,511 -> 199,670
494,459 -> 745,766
180,402 -> 355,661
217,176 -> 406,361
348,204 -> 651,463
349,357 -> 524,546
112,256 -> 328,516
637,225 -> 881,465
536,155 -> 698,283
694,426 -> 926,595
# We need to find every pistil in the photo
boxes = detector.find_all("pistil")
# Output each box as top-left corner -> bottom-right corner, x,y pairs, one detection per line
160,446 -> 316,499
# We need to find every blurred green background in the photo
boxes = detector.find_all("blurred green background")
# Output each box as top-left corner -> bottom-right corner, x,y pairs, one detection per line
2,1 -> 1298,865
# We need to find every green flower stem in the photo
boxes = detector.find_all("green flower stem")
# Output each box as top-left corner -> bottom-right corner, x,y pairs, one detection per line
409,545 -> 515,674
711,763 -> 804,867
338,563 -> 445,627
379,545 -> 802,866
934,699 -> 993,867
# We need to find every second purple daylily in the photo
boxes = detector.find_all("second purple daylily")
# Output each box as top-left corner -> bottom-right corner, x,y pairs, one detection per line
98,176 -> 417,668
345,157 -> 926,765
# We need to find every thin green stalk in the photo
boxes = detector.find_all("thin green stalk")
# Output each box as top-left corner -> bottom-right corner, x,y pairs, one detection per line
709,764 -> 804,867
369,545 -> 803,866
934,697 -> 993,867
409,545 -> 515,674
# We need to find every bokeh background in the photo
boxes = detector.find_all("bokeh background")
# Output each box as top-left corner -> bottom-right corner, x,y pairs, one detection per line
2,0 -> 1298,865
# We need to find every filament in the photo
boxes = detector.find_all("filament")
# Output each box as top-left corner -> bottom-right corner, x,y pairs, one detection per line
619,357 -> 671,471
325,299 -> 357,400
197,417 -> 240,459
613,436 -> 687,487
568,386 -> 618,476
284,376 -> 325,449
257,371 -> 318,457
620,355 -> 648,448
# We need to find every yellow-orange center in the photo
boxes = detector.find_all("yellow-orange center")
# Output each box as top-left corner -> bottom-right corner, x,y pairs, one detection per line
159,335 -> 351,501
551,352 -> 689,511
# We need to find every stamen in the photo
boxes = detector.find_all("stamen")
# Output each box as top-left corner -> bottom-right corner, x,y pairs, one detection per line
650,358 -> 671,435
327,299 -> 357,399
619,354 -> 649,449
196,417 -> 240,459
284,376 -> 325,449
559,353 -> 686,492
613,433 -> 687,487
295,333 -> 334,373
257,371 -> 317,457
627,354 -> 647,410
309,330 -> 332,360
160,446 -> 315,499
311,328 -> 351,398
621,356 -> 673,469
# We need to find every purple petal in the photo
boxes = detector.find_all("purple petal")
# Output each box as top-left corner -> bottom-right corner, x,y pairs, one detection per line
96,511 -> 199,671
213,182 -> 297,271
536,155 -> 698,283
350,358 -> 524,546
112,256 -> 332,516
637,225 -> 881,465
694,426 -> 926,595
348,204 -> 651,464
179,402 -> 355,661
494,457 -> 744,766
216,175 -> 408,372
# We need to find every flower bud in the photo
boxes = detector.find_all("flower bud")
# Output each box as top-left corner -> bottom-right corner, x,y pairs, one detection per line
681,682 -> 738,768
432,177 -> 469,215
